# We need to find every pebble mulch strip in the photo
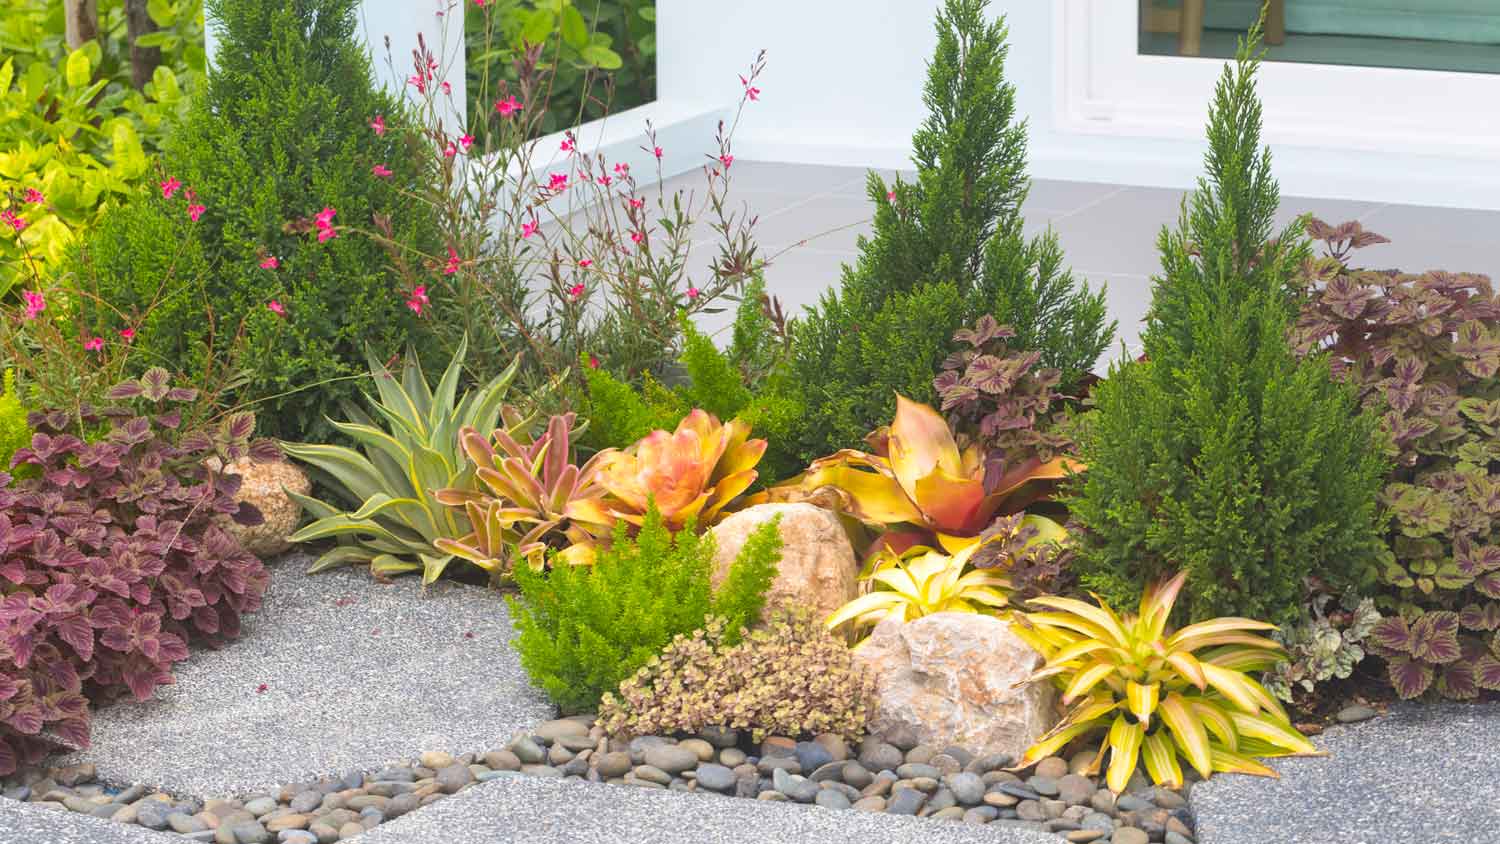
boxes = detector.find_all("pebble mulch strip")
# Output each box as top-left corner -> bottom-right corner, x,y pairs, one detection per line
2,716 -> 1200,844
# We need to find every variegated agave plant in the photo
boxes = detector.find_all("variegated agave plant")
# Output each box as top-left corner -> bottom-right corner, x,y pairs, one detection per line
1014,572 -> 1319,793
283,338 -> 523,584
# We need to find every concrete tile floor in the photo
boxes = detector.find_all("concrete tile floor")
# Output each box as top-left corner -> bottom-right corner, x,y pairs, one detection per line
664,160 -> 1500,367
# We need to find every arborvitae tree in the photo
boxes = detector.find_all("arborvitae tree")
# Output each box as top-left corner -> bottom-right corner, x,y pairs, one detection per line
73,0 -> 438,442
780,0 -> 1113,464
1066,29 -> 1387,625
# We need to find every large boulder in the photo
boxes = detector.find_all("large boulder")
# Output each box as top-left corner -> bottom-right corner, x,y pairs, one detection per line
710,503 -> 857,623
216,457 -> 312,556
853,612 -> 1056,761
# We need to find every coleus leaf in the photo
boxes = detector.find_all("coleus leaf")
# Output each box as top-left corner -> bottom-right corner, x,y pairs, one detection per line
1458,603 -> 1500,631
1369,615 -> 1415,655
1436,660 -> 1479,700
1386,655 -> 1434,699
1475,572 -> 1500,600
1476,654 -> 1500,692
1410,612 -> 1462,664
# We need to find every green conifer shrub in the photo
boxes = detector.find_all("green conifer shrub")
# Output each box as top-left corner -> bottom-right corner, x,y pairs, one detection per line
70,0 -> 438,442
509,506 -> 781,713
777,0 -> 1112,465
1065,30 -> 1386,625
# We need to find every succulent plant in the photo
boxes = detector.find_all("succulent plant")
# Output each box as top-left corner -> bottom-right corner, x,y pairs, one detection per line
283,338 -> 520,584
826,542 -> 1012,645
1265,587 -> 1381,703
434,412 -> 615,571
762,394 -> 1073,557
1015,572 -> 1318,793
593,409 -> 766,533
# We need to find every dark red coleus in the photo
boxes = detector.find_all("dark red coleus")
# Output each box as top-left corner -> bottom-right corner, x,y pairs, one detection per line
0,368 -> 268,773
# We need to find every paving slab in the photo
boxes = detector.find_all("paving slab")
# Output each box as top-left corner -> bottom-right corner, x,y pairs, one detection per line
0,799 -> 181,844
58,556 -> 552,797
358,774 -> 1062,844
1191,701 -> 1500,844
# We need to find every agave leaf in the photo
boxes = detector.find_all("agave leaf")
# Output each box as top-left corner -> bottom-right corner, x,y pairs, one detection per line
289,513 -> 412,545
286,489 -> 343,522
371,553 -> 422,577
305,545 -> 377,573
1141,730 -> 1183,788
365,346 -> 428,432
419,552 -> 459,585
400,349 -> 435,423
281,443 -> 387,504
427,336 -> 468,433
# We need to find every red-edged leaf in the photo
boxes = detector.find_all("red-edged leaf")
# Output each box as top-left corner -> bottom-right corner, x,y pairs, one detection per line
1411,612 -> 1462,664
1476,655 -> 1500,691
1459,603 -> 1500,631
0,738 -> 16,776
53,613 -> 94,662
1369,615 -> 1415,655
1438,660 -> 1479,700
53,716 -> 91,749
1475,572 -> 1500,600
4,700 -> 43,735
1386,655 -> 1434,699
105,381 -> 144,400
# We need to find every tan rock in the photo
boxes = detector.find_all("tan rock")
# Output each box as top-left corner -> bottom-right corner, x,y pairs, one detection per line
853,612 -> 1056,762
214,456 -> 311,555
709,503 -> 857,623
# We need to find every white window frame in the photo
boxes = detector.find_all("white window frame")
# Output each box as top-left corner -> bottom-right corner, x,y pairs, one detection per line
1053,0 -> 1500,162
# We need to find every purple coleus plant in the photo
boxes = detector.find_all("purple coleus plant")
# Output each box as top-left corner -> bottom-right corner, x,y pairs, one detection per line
1293,218 -> 1500,700
0,368 -> 271,774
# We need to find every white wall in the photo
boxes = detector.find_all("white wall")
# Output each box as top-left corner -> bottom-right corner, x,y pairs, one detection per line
660,0 -> 1500,210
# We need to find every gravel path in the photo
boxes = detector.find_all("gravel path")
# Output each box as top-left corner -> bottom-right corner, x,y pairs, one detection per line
1191,701 -> 1500,844
57,557 -> 552,796
0,800 -> 181,844
357,775 -> 1063,844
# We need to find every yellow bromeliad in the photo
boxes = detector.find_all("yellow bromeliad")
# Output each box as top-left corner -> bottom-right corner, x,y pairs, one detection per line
1014,572 -> 1320,793
826,542 -> 1012,645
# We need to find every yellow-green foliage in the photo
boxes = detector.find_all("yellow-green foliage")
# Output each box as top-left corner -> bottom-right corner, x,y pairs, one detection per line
0,370 -> 31,475
600,609 -> 876,742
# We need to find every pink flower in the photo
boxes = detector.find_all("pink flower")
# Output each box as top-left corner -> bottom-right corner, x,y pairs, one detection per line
160,177 -> 181,199
370,115 -> 386,136
267,300 -> 287,318
628,197 -> 645,210
443,141 -> 457,158
740,74 -> 761,102
597,175 -> 612,187
521,220 -> 538,239
568,282 -> 586,299
441,81 -> 452,96
459,134 -> 475,152
408,74 -> 427,94
630,230 -> 645,244
259,256 -> 279,270
0,210 -> 23,232
494,95 -> 522,117
119,328 -> 136,342
317,227 -> 338,243
187,203 -> 206,221
886,190 -> 896,202
406,285 -> 430,315
315,207 -> 337,228
560,137 -> 575,153
474,0 -> 487,6
22,189 -> 43,204
21,290 -> 45,320
372,164 -> 393,178
577,259 -> 592,269
444,247 -> 461,275
686,286 -> 701,300
614,162 -> 629,176
83,336 -> 104,352
719,154 -> 734,168
653,146 -> 663,159
547,173 -> 568,191
587,354 -> 599,369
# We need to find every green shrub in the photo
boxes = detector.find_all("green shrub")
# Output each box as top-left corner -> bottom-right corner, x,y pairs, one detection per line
510,506 -> 781,713
69,0 -> 439,442
599,609 -> 875,743
1066,30 -> 1387,626
776,0 -> 1112,466
0,370 -> 30,474
1293,220 -> 1500,700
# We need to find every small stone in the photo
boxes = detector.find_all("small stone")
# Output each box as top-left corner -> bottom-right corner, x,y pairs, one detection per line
111,804 -> 139,824
926,787 -> 957,813
61,795 -> 95,814
279,833 -> 318,844
169,813 -> 208,834
841,762 -> 873,789
478,750 -> 517,772
644,746 -> 700,775
675,739 -> 714,762
1016,799 -> 1045,822
633,765 -> 673,786
964,806 -> 999,824
1066,831 -> 1106,843
1167,815 -> 1195,838
627,736 -> 671,764
998,782 -> 1042,802
809,762 -> 845,783
931,806 -> 966,821
54,764 -> 97,787
695,764 -> 736,792
215,826 -> 238,844
1028,775 -> 1060,797
288,791 -> 322,814
520,764 -> 562,778
699,726 -> 738,748
718,748 -> 746,768
434,764 -> 473,794
795,741 -> 833,774
509,737 -> 546,764
983,791 -> 1019,808
1114,827 -> 1150,844
1117,793 -> 1153,813
756,756 -> 801,776
1058,773 -> 1097,805
2,785 -> 29,801
1069,751 -> 1096,776
308,822 -> 339,844
1166,832 -> 1195,844
858,742 -> 904,773
557,735 -> 595,753
1034,756 -> 1069,779
137,804 -> 170,830
897,763 -> 942,780
365,782 -> 414,798
761,736 -> 797,758
910,777 -> 940,793
265,815 -> 310,833
964,753 -> 1012,775
1042,798 -> 1068,819
344,796 -> 388,812
1336,704 -> 1378,724
419,751 -> 454,769
929,754 -> 963,776
595,751 -> 632,778
887,787 -> 927,815
906,745 -> 937,765
232,820 -> 273,844
244,797 -> 278,817
947,772 -> 985,805
852,796 -> 886,812
757,791 -> 788,801
547,743 -> 575,766
1090,790 -> 1117,814
882,725 -> 920,751
734,772 -> 759,799
534,719 -> 591,742
373,767 -> 415,783
386,794 -> 420,819
861,772 -> 896,798
1153,787 -> 1187,810
337,822 -> 364,841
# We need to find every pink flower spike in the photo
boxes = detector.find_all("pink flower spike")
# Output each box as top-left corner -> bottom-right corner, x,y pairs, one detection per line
653,146 -> 663,159
406,285 -> 430,316
597,175 -> 612,187
443,141 -> 457,158
886,190 -> 896,202
444,247 -> 461,275
494,95 -> 522,117
687,286 -> 701,300
441,81 -> 452,95
577,259 -> 593,269
560,137 -> 575,153
370,115 -> 386,136
719,154 -> 734,168
628,197 -> 645,210
587,354 -> 599,369
316,207 -> 337,228
22,189 -> 44,204
83,336 -> 104,352
372,164 -> 394,178
614,162 -> 629,176
317,227 -> 338,243
459,134 -> 475,151
740,75 -> 761,102
21,290 -> 45,320
267,300 -> 287,318
408,74 -> 427,94
0,210 -> 23,232
548,173 -> 568,191
521,219 -> 538,239
160,177 -> 182,199
119,328 -> 136,342
630,230 -> 645,244
568,282 -> 586,299
259,256 -> 279,270
187,203 -> 206,222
